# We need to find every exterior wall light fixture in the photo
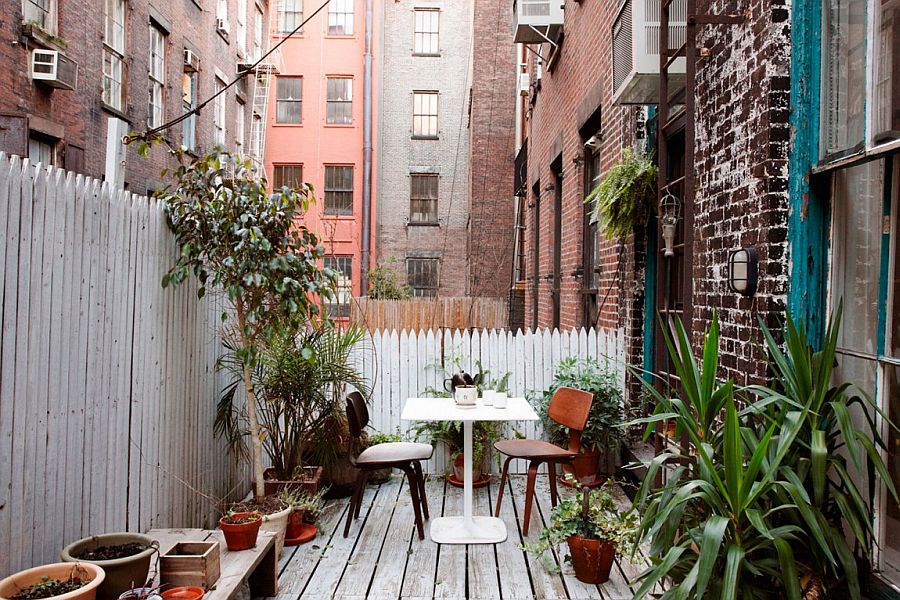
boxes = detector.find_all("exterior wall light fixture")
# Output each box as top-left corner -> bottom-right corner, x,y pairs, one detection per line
659,190 -> 680,257
727,246 -> 759,296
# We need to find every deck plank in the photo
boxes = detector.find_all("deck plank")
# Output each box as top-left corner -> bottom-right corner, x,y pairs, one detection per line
432,480 -> 466,599
367,476 -> 417,600
466,484 -> 501,599
400,478 -> 443,599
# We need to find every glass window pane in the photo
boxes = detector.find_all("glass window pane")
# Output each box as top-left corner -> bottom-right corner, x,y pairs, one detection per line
821,0 -> 868,158
875,0 -> 900,142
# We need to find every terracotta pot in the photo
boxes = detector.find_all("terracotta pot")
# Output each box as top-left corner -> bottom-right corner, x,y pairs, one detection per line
60,533 -> 156,600
560,449 -> 602,487
0,562 -> 106,600
566,536 -> 615,584
262,466 -> 323,497
285,510 -> 305,542
218,512 -> 262,551
448,453 -> 491,489
160,587 -> 204,600
260,506 -> 291,559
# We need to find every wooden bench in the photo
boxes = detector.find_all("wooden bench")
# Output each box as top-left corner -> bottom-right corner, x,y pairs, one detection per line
146,528 -> 277,600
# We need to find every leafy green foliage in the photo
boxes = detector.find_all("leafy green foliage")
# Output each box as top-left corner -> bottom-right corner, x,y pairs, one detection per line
586,148 -> 657,240
532,357 -> 624,452
279,486 -> 327,520
11,575 -> 87,600
367,257 -> 413,300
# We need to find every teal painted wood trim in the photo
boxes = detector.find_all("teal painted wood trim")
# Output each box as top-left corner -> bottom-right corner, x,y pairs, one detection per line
877,155 -> 893,356
787,0 -> 828,348
643,106 -> 658,383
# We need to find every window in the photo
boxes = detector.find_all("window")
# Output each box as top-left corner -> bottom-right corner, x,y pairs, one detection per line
874,0 -> 900,141
414,9 -> 439,55
235,100 -> 245,154
326,77 -> 353,124
217,0 -> 227,20
253,6 -> 263,60
103,0 -> 126,111
182,67 -> 197,151
324,165 -> 354,215
407,258 -> 439,297
324,256 -> 353,318
28,134 -> 55,166
820,0 -> 868,158
276,77 -> 302,124
214,78 -> 226,147
24,0 -> 56,34
273,164 -> 302,190
280,0 -> 303,33
328,0 -> 354,35
148,24 -> 166,129
237,0 -> 247,53
413,91 -> 438,138
582,150 -> 602,327
250,113 -> 261,161
409,173 -> 438,223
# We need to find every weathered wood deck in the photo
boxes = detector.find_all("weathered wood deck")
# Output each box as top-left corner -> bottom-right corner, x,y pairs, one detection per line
272,475 -> 649,600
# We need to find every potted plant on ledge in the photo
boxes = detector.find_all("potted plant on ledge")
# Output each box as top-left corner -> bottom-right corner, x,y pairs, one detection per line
526,479 -> 637,584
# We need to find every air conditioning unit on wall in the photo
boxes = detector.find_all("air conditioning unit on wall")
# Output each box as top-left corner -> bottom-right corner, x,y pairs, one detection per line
513,0 -> 564,44
612,0 -> 687,105
31,49 -> 77,90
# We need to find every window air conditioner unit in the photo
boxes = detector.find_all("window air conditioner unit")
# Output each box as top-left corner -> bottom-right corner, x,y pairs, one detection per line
216,18 -> 230,34
518,72 -> 531,96
183,49 -> 200,72
31,49 -> 77,90
611,0 -> 687,105
513,0 -> 564,44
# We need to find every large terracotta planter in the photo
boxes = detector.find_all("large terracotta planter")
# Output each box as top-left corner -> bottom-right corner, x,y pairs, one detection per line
60,533 -> 155,600
218,512 -> 262,551
0,562 -> 105,600
448,453 -> 491,489
566,536 -> 615,584
560,449 -> 602,487
259,506 -> 291,559
262,466 -> 323,497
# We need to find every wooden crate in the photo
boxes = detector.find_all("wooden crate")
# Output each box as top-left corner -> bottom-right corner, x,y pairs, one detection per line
160,541 -> 221,590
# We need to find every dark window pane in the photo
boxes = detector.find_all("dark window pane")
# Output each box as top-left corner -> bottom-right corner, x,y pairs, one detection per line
324,165 -> 354,215
409,174 -> 438,223
324,255 -> 353,318
407,258 -> 439,297
273,164 -> 302,190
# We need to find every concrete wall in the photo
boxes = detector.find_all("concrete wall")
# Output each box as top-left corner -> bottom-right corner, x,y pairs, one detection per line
376,0 -> 472,297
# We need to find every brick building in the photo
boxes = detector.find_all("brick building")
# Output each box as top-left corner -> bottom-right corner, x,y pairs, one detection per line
0,0 -> 269,194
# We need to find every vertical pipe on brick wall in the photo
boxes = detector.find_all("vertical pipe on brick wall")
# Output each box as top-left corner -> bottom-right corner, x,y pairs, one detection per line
361,0 -> 374,294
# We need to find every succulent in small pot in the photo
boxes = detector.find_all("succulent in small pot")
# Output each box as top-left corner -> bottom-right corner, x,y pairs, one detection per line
218,512 -> 262,551
0,563 -> 105,600
525,479 -> 637,584
279,487 -> 325,545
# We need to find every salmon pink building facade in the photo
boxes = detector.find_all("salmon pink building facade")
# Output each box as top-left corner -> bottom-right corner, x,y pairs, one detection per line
265,0 -> 378,319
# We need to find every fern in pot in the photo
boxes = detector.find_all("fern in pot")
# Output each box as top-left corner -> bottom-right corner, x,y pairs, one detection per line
585,148 -> 657,240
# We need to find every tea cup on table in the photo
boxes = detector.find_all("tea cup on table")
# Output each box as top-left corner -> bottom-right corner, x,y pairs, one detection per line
493,392 -> 508,409
482,389 -> 495,406
454,385 -> 478,406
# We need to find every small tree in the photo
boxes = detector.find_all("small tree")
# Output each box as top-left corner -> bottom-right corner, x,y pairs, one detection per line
158,150 -> 335,498
367,257 -> 413,300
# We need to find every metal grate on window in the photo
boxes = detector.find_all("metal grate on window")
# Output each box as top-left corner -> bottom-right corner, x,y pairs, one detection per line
327,78 -> 353,124
407,258 -> 439,297
273,164 -> 303,191
276,77 -> 303,124
324,255 -> 353,318
409,174 -> 439,223
324,165 -> 354,215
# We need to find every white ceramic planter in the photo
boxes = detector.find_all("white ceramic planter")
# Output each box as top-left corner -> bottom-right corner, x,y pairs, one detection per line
260,506 -> 291,558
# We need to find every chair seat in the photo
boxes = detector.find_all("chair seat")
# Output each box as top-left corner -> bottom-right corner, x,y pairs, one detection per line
494,439 -> 577,460
357,442 -> 433,466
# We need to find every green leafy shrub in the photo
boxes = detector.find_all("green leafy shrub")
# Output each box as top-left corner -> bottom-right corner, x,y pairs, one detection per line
367,257 -> 413,300
586,148 -> 657,240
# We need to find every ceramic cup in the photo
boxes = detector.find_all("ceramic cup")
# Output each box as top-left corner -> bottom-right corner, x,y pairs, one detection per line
493,391 -> 508,409
454,385 -> 478,406
482,389 -> 495,406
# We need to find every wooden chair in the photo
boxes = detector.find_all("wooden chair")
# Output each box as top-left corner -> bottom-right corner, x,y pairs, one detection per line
493,386 -> 594,535
343,391 -> 434,539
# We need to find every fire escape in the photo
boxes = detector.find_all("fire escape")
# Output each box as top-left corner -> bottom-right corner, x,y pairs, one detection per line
245,0 -> 285,171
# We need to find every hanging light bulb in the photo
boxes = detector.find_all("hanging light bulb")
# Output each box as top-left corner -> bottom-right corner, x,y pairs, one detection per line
659,191 -> 680,258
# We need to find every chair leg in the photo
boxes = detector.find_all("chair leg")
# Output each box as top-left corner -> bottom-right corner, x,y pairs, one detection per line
354,470 -> 370,519
402,464 -> 426,540
344,469 -> 367,538
523,460 -> 542,537
413,461 -> 429,520
494,456 -> 514,517
548,461 -> 559,507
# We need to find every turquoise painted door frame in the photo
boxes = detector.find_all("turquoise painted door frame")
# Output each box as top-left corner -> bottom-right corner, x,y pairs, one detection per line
787,0 -> 828,348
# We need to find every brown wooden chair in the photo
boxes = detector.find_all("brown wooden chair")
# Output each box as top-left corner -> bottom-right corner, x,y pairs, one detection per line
493,386 -> 594,535
344,391 -> 434,539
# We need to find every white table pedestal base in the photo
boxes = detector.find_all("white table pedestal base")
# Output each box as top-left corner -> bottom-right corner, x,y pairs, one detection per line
429,516 -> 507,544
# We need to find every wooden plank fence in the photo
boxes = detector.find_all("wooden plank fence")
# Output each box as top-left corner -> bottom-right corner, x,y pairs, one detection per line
0,154 -> 243,578
350,296 -> 509,332
351,327 -> 626,475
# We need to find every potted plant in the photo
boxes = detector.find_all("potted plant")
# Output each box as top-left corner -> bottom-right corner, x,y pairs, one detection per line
0,563 -> 106,600
280,487 -> 325,545
226,497 -> 290,558
533,357 -> 624,486
525,479 -> 637,584
159,149 -> 336,501
60,534 -> 156,600
218,512 -> 262,551
585,147 -> 657,241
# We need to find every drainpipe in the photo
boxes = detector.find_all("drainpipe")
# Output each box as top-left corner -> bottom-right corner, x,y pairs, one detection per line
360,0 -> 374,295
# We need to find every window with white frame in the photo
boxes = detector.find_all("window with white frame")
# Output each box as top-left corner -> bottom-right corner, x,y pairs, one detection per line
412,91 -> 438,138
148,23 -> 166,129
409,173 -> 438,224
280,0 -> 303,33
182,67 -> 197,151
103,0 -> 126,111
328,0 -> 354,35
414,9 -> 439,55
253,6 -> 263,60
214,77 -> 226,147
326,77 -> 352,124
237,0 -> 247,53
407,258 -> 439,297
23,0 -> 57,34
324,256 -> 353,318
874,0 -> 900,142
235,100 -> 245,154
276,77 -> 302,124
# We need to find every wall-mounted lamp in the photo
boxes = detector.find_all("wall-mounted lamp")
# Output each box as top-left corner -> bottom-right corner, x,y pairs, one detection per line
659,191 -> 680,257
727,246 -> 759,296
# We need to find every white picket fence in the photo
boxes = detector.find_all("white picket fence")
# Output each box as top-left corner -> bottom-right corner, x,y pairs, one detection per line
0,154 -> 242,577
353,327 -> 626,475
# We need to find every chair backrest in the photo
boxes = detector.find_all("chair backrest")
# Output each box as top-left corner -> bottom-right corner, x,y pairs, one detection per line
547,387 -> 594,452
345,391 -> 368,439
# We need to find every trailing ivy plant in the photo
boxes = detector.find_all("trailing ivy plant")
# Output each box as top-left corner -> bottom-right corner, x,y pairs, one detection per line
158,150 -> 336,498
586,148 -> 657,240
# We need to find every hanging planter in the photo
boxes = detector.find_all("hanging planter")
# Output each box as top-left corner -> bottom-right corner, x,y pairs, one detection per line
585,148 -> 658,240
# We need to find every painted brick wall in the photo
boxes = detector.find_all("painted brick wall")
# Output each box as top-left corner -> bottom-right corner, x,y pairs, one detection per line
691,0 -> 792,384
0,0 -> 264,194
